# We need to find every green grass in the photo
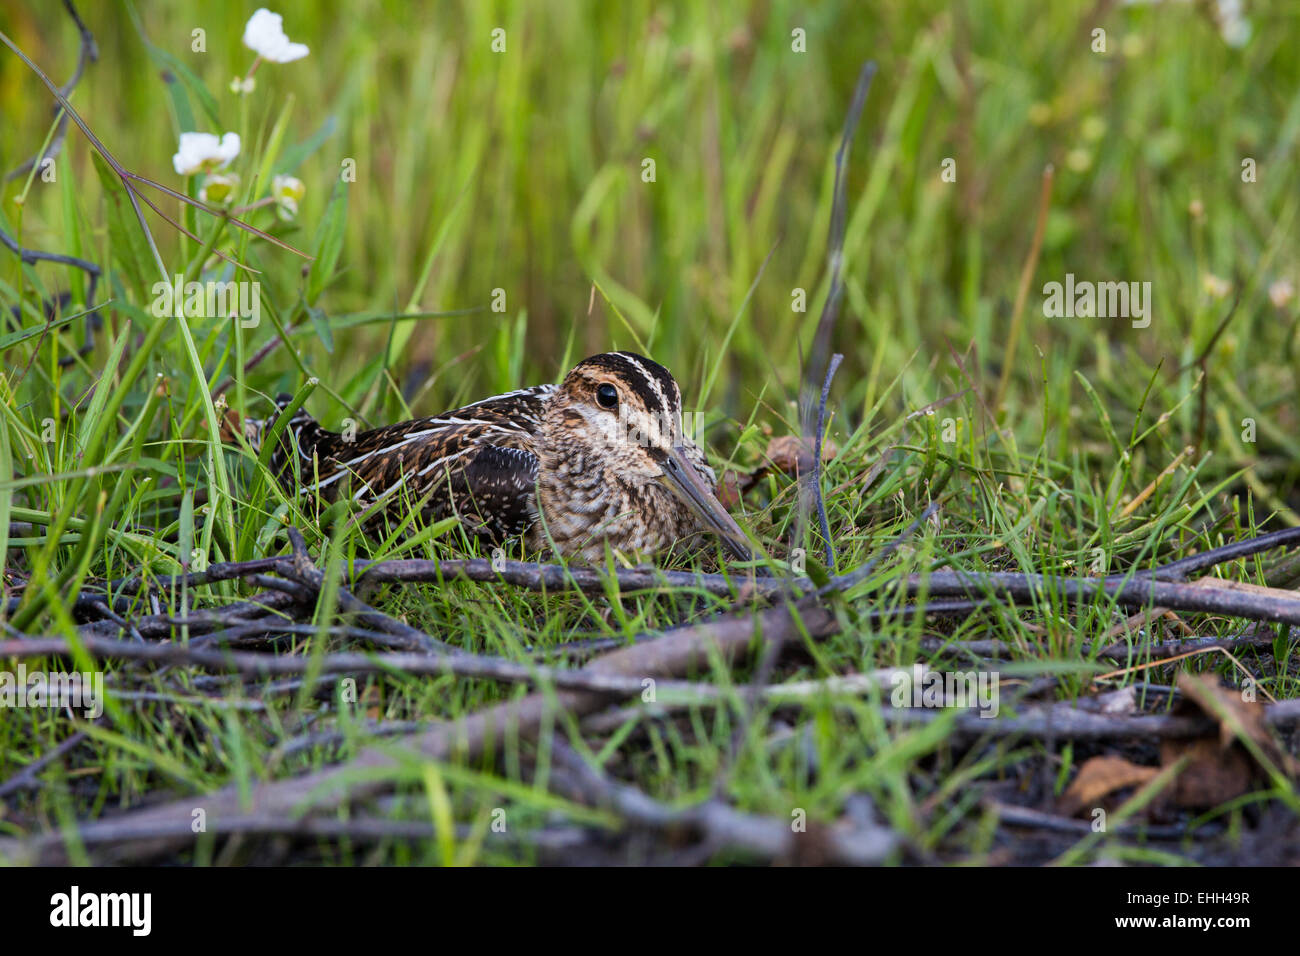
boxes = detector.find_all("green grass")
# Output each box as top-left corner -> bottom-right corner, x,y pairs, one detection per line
1,0 -> 1298,865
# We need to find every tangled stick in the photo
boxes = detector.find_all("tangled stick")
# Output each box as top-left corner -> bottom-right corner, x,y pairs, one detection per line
6,521 -> 1300,863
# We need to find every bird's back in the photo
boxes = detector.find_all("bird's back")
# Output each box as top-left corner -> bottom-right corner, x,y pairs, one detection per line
258,384 -> 556,543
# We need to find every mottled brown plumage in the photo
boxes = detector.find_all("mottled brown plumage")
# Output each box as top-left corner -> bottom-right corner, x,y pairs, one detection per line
254,352 -> 751,562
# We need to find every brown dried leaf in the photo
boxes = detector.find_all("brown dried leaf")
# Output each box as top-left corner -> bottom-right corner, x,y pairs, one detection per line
766,435 -> 839,477
1159,737 -> 1255,809
716,471 -> 745,510
216,407 -> 244,444
716,467 -> 768,508
1058,755 -> 1159,817
360,684 -> 382,720
1176,672 -> 1297,775
1142,674 -> 1297,812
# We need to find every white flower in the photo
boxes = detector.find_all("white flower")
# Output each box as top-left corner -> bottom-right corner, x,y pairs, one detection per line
271,174 -> 306,219
1268,279 -> 1295,310
242,9 -> 309,63
1201,273 -> 1232,300
172,132 -> 241,176
1215,0 -> 1251,48
199,172 -> 240,205
1122,0 -> 1250,48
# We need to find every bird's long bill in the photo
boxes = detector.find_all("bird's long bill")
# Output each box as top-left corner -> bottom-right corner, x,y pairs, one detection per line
660,445 -> 753,561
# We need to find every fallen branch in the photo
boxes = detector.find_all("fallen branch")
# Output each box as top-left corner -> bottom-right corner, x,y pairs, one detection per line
0,730 -> 87,799
987,801 -> 1213,839
0,600 -> 838,863
280,530 -> 455,654
903,569 -> 1300,626
548,741 -> 898,865
920,624 -> 1284,662
580,691 -> 1225,741
26,515 -> 1300,626
0,813 -> 592,861
0,636 -> 724,700
1140,525 -> 1300,582
103,555 -> 793,600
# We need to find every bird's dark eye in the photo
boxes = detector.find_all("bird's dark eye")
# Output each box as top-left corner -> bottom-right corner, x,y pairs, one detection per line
596,383 -> 619,409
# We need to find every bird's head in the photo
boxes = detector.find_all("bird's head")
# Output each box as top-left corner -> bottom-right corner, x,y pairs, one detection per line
546,351 -> 752,560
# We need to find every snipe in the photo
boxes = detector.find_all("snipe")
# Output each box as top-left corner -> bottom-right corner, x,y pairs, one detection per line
252,352 -> 751,562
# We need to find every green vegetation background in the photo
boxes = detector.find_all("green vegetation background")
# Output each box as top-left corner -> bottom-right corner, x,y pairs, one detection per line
3,2 -> 1293,446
